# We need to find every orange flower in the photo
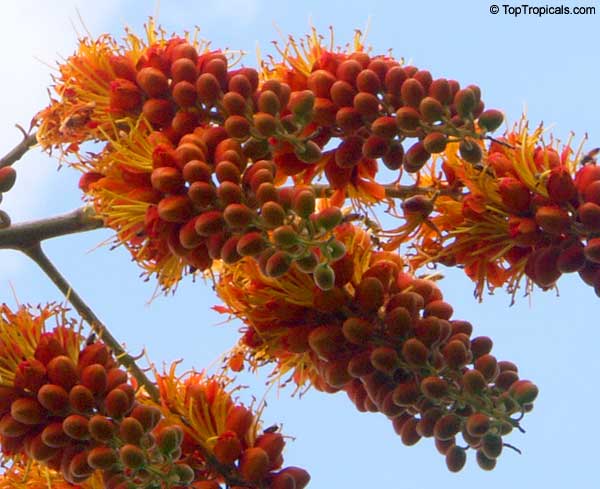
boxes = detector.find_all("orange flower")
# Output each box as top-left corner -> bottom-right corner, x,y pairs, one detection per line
260,27 -> 392,206
0,304 -> 82,389
261,26 -> 369,89
153,366 -> 245,451
400,121 -> 589,299
80,125 -> 193,291
0,303 -> 201,488
149,364 -> 310,487
34,19 -> 212,158
216,223 -> 537,471
216,224 -> 380,389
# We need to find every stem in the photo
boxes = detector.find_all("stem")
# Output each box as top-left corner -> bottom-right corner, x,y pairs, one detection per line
0,206 -> 103,249
0,132 -> 37,169
311,183 -> 431,199
311,182 -> 464,200
20,242 -> 160,401
383,184 -> 431,199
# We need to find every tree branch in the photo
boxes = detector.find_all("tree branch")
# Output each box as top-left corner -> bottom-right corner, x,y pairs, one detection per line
0,206 -> 104,249
0,132 -> 37,169
20,242 -> 160,401
0,205 -> 159,400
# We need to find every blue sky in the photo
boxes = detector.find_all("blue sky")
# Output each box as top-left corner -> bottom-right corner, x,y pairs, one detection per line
1,1 -> 599,487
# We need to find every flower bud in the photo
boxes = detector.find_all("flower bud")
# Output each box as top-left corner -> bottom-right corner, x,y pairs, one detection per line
454,88 -> 477,118
401,78 -> 425,108
423,132 -> 448,153
120,444 -> 146,469
458,138 -> 483,164
404,141 -> 430,172
136,67 -> 168,97
402,195 -> 433,217
419,97 -> 444,122
87,446 -> 118,470
289,90 -> 315,124
239,447 -> 270,482
295,141 -> 322,163
478,109 -> 504,132
0,167 -> 17,192
445,445 -> 467,472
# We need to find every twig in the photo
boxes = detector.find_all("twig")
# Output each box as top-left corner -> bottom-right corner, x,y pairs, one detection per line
0,206 -> 103,249
20,242 -> 160,401
311,183 -> 430,199
0,132 -> 37,169
503,442 -> 523,455
383,184 -> 431,199
312,183 -> 462,200
485,135 -> 515,149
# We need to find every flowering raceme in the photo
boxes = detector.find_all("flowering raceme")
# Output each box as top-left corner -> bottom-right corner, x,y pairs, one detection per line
34,22 -> 511,294
0,304 -> 307,489
216,224 -> 538,472
383,121 -> 600,299
77,122 -> 351,291
0,303 -> 193,487
148,366 -> 310,489
260,27 -> 506,204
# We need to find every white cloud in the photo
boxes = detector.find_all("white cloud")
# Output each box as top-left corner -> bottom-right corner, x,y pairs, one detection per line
0,1 -> 123,279
0,1 -> 123,216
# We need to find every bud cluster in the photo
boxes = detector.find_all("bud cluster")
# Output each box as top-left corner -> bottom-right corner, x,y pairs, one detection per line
217,225 -> 536,471
152,372 -> 310,489
402,127 -> 600,298
83,125 -> 348,290
525,158 -> 600,295
336,265 -> 535,472
268,57 -> 504,180
0,329 -> 197,488
33,26 -> 511,294
0,305 -> 312,489
37,26 -> 507,216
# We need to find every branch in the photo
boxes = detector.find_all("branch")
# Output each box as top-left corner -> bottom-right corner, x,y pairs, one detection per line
0,205 -> 159,400
20,242 -> 160,401
0,132 -> 37,169
0,206 -> 104,249
312,183 -> 433,199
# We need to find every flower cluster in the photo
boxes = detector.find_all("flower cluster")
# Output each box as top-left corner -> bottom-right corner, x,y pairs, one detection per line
34,22 -> 508,295
0,304 -> 195,488
26,18 -> 597,479
34,22 -> 214,156
0,304 -> 308,489
78,124 -> 352,292
216,224 -> 537,471
262,28 -> 503,199
149,366 -> 310,489
384,121 -> 600,299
